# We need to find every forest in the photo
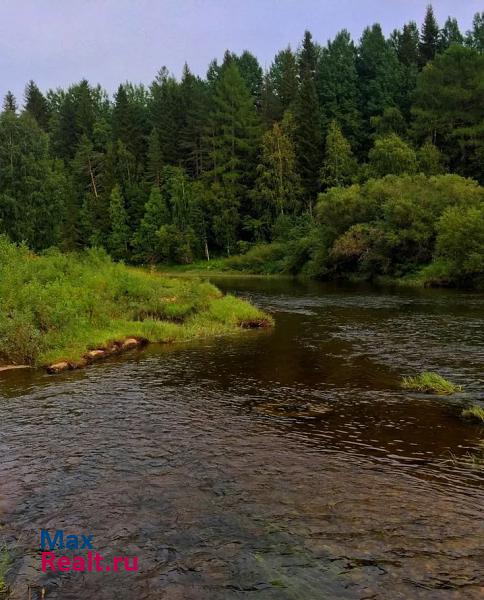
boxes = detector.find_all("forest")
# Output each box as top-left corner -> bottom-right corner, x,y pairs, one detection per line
0,6 -> 483,287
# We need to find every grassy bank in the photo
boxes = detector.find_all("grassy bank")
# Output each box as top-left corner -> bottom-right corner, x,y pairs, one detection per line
0,238 -> 272,368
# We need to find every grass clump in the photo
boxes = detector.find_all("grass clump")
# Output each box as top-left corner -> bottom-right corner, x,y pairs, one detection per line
0,237 -> 272,367
401,371 -> 462,394
0,545 -> 9,594
461,405 -> 484,423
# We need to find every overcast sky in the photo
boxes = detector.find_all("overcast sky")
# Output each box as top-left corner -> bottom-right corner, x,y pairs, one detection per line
0,0 -> 480,104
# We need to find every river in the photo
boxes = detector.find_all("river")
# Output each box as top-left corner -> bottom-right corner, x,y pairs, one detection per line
0,278 -> 483,599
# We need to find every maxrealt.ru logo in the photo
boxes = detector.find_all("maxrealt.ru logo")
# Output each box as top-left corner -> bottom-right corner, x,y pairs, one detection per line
40,530 -> 138,573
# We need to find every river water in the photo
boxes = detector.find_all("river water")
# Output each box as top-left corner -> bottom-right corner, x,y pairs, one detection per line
0,278 -> 483,599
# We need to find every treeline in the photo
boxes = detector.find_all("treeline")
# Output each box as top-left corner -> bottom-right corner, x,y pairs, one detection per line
0,6 -> 483,283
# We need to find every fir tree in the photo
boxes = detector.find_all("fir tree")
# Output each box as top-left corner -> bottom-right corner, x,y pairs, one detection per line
294,31 -> 322,207
317,30 -> 362,147
419,5 -> 440,66
3,91 -> 17,113
24,81 -> 50,129
357,24 -> 401,124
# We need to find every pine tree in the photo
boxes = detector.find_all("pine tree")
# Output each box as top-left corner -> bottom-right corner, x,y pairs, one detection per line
3,91 -> 17,113
294,31 -> 322,207
419,5 -> 440,65
24,81 -> 50,129
320,120 -> 358,188
108,184 -> 130,260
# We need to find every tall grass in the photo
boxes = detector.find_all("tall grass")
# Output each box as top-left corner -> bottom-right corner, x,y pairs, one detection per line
401,371 -> 462,394
0,237 -> 272,366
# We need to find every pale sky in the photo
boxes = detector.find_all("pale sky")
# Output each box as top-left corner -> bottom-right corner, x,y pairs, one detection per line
0,0 -> 480,104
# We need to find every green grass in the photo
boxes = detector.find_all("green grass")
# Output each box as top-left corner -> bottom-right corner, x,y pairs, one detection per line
461,405 -> 484,423
0,545 -> 9,594
0,237 -> 272,367
401,371 -> 462,394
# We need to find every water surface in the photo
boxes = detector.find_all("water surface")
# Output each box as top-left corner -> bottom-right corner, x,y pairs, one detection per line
0,278 -> 483,599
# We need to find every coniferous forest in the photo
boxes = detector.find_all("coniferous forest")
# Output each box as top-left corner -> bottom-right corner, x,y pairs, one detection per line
1,6 -> 483,287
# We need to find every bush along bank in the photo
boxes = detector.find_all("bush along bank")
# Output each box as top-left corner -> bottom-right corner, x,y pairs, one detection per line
222,174 -> 484,289
0,237 -> 272,373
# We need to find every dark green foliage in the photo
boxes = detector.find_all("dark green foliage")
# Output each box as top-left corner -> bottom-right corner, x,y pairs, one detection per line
24,80 -> 50,129
419,4 -> 440,65
440,17 -> 464,51
317,30 -> 362,146
108,185 -> 130,260
357,25 -> 401,123
412,45 -> 484,182
465,12 -> 484,52
0,112 -> 66,249
3,91 -> 17,113
0,10 -> 480,289
294,31 -> 322,204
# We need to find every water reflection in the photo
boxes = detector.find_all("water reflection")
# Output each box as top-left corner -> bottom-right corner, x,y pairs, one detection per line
0,278 -> 483,599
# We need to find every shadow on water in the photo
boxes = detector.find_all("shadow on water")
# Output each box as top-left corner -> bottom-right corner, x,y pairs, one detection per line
0,278 -> 483,599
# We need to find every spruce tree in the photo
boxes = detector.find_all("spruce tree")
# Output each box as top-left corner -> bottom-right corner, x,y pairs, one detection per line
419,5 -> 440,66
294,31 -> 322,207
317,30 -> 362,147
3,91 -> 17,113
150,69 -> 183,166
178,64 -> 209,177
357,24 -> 401,126
24,81 -> 50,129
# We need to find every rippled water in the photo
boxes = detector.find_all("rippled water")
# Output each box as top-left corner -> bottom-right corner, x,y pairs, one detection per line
0,278 -> 483,599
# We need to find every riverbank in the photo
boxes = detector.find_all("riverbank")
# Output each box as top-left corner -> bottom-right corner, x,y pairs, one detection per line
0,238 -> 272,371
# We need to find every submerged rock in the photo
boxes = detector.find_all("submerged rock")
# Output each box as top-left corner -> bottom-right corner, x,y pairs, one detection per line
121,338 -> 140,350
86,349 -> 105,360
46,361 -> 71,374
